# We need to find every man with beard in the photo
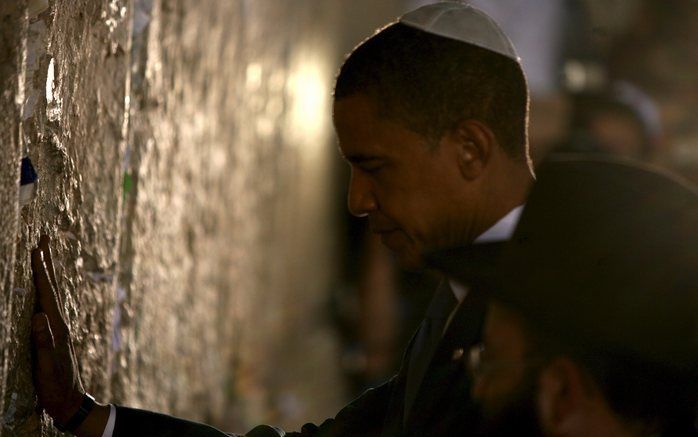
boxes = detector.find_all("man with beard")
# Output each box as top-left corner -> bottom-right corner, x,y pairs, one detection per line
430,156 -> 698,436
31,3 -> 536,436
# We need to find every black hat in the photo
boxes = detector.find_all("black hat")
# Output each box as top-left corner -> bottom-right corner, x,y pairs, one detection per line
428,154 -> 698,373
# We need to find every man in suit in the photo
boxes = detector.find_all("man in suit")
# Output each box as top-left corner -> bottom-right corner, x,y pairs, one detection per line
429,156 -> 698,436
30,3 -> 534,436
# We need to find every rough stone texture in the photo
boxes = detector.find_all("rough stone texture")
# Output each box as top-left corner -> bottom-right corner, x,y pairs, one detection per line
0,0 -> 367,435
1,2 -> 26,433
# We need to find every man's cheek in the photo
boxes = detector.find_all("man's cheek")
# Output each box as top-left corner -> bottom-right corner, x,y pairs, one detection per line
474,374 -> 517,414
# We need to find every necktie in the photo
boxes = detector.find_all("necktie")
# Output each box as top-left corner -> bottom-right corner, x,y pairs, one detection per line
403,284 -> 458,422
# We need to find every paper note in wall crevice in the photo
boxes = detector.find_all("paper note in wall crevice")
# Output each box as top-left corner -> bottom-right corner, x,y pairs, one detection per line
19,156 -> 38,208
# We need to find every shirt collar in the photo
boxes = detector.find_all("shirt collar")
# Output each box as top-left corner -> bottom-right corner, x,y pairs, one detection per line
449,204 -> 525,303
474,205 -> 525,244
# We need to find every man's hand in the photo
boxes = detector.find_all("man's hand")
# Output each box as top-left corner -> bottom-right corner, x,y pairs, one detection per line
31,235 -> 85,425
31,236 -> 111,437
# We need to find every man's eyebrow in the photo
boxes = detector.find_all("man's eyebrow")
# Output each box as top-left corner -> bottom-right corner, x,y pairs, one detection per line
342,153 -> 384,164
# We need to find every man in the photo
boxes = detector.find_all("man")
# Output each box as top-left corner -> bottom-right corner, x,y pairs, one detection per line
557,82 -> 662,161
31,3 -> 534,436
429,156 -> 698,436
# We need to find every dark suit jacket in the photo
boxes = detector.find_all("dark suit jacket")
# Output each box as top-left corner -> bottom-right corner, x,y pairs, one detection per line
114,280 -> 488,437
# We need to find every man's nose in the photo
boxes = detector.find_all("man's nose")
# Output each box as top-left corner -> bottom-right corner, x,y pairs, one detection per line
347,172 -> 377,217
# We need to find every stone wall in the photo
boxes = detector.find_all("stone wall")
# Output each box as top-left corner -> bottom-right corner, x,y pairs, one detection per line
0,1 -> 389,435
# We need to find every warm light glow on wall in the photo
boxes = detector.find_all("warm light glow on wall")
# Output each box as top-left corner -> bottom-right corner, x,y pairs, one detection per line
285,58 -> 331,151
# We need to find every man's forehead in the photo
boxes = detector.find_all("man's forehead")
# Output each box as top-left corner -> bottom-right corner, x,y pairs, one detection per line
334,96 -> 395,159
333,94 -> 379,126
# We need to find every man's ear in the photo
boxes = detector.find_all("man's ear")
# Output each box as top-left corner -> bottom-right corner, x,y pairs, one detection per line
449,119 -> 498,180
537,357 -> 597,436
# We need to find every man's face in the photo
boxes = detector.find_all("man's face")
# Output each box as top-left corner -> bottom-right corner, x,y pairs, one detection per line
472,302 -> 545,436
333,94 -> 480,268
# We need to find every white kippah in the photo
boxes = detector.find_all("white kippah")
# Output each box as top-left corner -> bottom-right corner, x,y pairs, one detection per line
399,1 -> 519,62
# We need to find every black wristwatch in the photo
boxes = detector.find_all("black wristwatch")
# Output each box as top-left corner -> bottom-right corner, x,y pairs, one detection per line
55,392 -> 96,433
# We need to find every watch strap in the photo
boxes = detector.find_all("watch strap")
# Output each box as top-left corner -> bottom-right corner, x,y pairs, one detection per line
55,392 -> 96,433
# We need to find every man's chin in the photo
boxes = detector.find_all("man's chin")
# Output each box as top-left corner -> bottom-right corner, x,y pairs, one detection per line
391,248 -> 426,271
398,256 -> 426,271
378,234 -> 425,270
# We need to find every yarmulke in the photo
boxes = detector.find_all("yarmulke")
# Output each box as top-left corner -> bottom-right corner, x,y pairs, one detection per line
399,2 -> 519,61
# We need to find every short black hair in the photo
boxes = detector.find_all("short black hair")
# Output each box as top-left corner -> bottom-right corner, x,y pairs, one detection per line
334,22 -> 529,160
